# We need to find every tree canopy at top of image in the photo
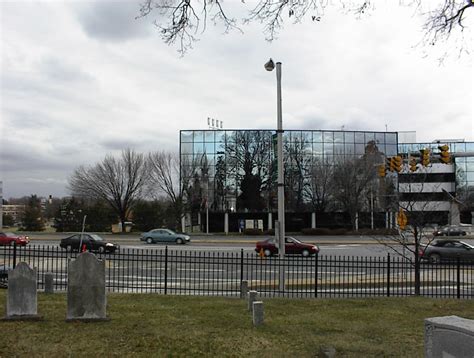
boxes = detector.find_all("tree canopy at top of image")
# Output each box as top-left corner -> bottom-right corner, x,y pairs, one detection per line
137,0 -> 472,55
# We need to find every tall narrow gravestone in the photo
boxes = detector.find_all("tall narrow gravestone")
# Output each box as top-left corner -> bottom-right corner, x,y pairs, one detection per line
67,252 -> 108,321
4,262 -> 41,320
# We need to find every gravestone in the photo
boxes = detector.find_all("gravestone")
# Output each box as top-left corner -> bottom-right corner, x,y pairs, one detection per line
44,272 -> 54,294
4,262 -> 41,320
240,280 -> 248,299
248,290 -> 258,312
67,252 -> 108,321
252,301 -> 264,326
425,315 -> 474,358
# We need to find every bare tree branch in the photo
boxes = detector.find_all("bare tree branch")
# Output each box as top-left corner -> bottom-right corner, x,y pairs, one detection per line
137,1 -> 471,57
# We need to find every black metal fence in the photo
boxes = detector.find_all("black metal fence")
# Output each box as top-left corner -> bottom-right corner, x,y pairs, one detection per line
1,245 -> 473,298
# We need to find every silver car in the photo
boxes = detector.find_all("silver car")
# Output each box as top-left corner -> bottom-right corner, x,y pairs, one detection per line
420,240 -> 474,264
140,228 -> 191,245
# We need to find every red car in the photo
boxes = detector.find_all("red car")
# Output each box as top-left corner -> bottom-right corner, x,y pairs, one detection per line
255,237 -> 319,257
0,232 -> 30,246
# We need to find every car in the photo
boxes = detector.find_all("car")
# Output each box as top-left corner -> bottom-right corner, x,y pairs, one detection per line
140,228 -> 191,245
433,226 -> 467,237
420,239 -> 474,264
59,233 -> 119,253
255,237 -> 319,257
0,232 -> 30,246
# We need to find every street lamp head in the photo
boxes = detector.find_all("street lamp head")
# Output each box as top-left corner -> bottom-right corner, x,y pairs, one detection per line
264,58 -> 275,71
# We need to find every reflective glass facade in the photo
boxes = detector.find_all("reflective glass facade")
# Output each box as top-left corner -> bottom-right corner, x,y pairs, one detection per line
398,142 -> 474,203
180,130 -> 398,213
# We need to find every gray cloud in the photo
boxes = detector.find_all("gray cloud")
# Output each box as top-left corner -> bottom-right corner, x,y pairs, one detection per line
74,1 -> 152,42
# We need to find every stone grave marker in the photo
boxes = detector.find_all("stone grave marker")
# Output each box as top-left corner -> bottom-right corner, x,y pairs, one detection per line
4,262 -> 41,320
240,280 -> 248,299
252,301 -> 264,326
44,272 -> 54,294
67,252 -> 108,321
248,290 -> 258,312
425,315 -> 474,358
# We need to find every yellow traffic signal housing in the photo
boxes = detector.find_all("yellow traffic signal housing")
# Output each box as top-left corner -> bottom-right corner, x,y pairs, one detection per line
409,158 -> 417,172
438,144 -> 450,164
397,208 -> 408,230
387,157 -> 395,172
378,164 -> 386,177
393,155 -> 403,173
420,149 -> 430,167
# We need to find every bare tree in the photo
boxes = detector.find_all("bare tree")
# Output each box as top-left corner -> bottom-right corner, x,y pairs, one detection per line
137,1 -> 472,55
284,133 -> 311,212
373,163 -> 453,295
148,151 -> 190,230
331,141 -> 383,229
69,149 -> 149,232
304,157 -> 334,213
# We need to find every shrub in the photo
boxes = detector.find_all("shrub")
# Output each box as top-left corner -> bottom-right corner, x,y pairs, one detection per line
243,228 -> 263,235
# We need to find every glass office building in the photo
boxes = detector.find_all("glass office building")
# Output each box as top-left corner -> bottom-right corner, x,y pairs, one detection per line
398,141 -> 474,203
180,129 -> 398,215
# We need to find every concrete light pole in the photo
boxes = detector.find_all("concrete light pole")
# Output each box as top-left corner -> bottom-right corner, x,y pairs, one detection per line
265,58 -> 285,258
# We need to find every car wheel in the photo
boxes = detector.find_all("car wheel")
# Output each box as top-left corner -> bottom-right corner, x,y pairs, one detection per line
301,249 -> 310,257
264,249 -> 272,257
146,237 -> 153,244
429,253 -> 441,264
98,246 -> 105,254
176,238 -> 184,245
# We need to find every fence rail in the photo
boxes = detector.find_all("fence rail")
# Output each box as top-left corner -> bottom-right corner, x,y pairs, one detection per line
1,245 -> 473,298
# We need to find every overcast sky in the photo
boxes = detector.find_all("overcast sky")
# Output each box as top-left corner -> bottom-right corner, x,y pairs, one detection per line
1,0 -> 472,200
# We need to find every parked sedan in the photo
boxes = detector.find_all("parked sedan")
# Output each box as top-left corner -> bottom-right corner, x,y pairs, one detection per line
0,232 -> 30,246
255,237 -> 319,257
140,229 -> 190,245
420,240 -> 474,263
433,226 -> 467,237
59,233 -> 119,253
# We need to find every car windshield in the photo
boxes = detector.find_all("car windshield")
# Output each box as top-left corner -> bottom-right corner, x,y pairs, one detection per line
89,234 -> 103,242
4,232 -> 16,237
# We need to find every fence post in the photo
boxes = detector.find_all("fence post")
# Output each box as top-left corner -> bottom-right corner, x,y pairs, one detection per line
387,253 -> 390,297
456,256 -> 461,299
12,241 -> 17,269
164,246 -> 168,295
240,248 -> 244,285
314,252 -> 318,298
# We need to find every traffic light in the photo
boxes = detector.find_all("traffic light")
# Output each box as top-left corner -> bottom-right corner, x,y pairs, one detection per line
438,144 -> 450,164
393,155 -> 403,173
387,157 -> 395,172
378,164 -> 386,177
397,208 -> 408,230
409,158 -> 417,172
420,149 -> 430,167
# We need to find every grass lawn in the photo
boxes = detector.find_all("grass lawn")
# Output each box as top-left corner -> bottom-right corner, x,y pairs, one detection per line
1,292 -> 473,357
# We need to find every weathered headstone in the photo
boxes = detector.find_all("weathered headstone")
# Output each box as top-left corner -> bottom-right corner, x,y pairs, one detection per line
318,346 -> 336,358
4,262 -> 41,320
44,272 -> 54,294
425,315 -> 474,358
67,252 -> 108,321
240,280 -> 248,299
248,290 -> 258,312
252,301 -> 264,326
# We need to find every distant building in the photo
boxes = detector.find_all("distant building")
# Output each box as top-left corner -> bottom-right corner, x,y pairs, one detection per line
179,129 -> 474,232
2,205 -> 26,225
